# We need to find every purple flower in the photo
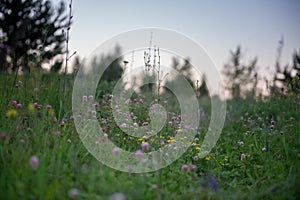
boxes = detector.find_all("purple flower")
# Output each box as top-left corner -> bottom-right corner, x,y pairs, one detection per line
1,133 -> 8,141
113,147 -> 120,155
34,102 -> 42,109
82,96 -> 87,102
193,156 -> 199,161
209,177 -> 219,191
55,131 -> 61,137
238,141 -> 245,147
181,164 -> 189,172
141,142 -> 150,151
46,105 -> 52,110
29,155 -> 39,170
70,115 -> 75,121
93,102 -> 99,108
134,150 -> 144,158
16,103 -> 22,109
11,100 -> 17,106
190,165 -> 197,171
88,95 -> 94,101
142,122 -> 149,126
67,139 -> 71,143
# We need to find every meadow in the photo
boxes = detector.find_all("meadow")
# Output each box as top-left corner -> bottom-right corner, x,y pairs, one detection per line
0,72 -> 299,200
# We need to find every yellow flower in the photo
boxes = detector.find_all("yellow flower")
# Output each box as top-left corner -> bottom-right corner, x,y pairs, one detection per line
177,129 -> 183,133
167,139 -> 176,143
28,103 -> 34,113
6,109 -> 18,118
195,147 -> 201,151
205,156 -> 211,161
138,138 -> 145,143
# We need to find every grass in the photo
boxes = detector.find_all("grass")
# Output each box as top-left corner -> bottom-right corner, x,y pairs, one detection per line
0,72 -> 299,200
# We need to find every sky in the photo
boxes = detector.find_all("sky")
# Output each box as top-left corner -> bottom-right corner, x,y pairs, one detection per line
52,0 -> 300,83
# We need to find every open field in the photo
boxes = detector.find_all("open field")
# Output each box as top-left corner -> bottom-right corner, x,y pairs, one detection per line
0,73 -> 299,200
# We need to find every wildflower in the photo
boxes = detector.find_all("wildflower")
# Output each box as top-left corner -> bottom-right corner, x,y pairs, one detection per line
29,155 -> 39,170
46,105 -> 52,110
6,109 -> 17,118
33,102 -> 41,109
262,147 -> 267,152
70,115 -> 75,121
238,141 -> 245,147
190,165 -> 197,171
241,153 -> 246,161
120,123 -> 127,128
209,177 -> 219,191
113,147 -> 120,155
142,122 -> 149,126
11,100 -> 17,106
20,139 -> 25,143
1,133 -> 7,141
28,103 -> 34,113
68,188 -> 80,198
88,95 -> 94,100
93,102 -> 99,108
195,147 -> 201,151
134,150 -> 144,158
53,117 -> 58,123
67,139 -> 71,143
60,121 -> 65,127
290,117 -> 295,122
16,103 -> 22,109
55,131 -> 61,137
141,142 -> 150,151
82,96 -> 87,102
102,133 -> 108,142
181,164 -> 189,172
205,156 -> 211,161
193,156 -> 199,161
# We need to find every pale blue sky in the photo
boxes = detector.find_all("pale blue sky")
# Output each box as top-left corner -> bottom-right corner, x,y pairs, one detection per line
52,0 -> 300,78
